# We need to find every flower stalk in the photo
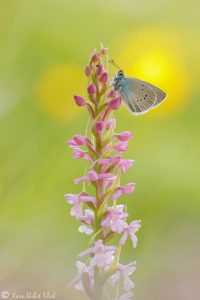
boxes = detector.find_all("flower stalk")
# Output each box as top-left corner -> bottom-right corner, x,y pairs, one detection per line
65,46 -> 141,300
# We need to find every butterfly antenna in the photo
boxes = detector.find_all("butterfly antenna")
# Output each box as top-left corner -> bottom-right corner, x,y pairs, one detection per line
109,59 -> 123,71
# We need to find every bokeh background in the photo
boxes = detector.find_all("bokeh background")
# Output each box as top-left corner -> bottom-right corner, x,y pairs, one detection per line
0,0 -> 200,299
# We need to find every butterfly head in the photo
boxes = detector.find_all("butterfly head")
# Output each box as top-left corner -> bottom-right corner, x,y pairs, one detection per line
116,70 -> 124,78
112,70 -> 124,89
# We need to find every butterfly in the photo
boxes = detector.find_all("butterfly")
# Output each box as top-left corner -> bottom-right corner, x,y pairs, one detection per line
110,60 -> 167,115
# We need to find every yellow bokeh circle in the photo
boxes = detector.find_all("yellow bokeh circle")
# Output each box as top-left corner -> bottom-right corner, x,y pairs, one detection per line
112,28 -> 192,118
37,63 -> 86,119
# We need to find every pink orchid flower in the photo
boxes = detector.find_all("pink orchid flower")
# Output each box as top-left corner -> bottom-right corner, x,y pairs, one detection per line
120,220 -> 142,248
74,170 -> 115,184
101,205 -> 128,233
79,240 -> 116,269
110,262 -> 136,292
112,183 -> 135,201
64,193 -> 96,218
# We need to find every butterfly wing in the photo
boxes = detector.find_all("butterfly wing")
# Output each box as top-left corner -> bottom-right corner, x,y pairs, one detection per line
119,77 -> 167,115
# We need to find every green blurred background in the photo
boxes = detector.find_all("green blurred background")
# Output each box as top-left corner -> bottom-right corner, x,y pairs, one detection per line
0,0 -> 200,299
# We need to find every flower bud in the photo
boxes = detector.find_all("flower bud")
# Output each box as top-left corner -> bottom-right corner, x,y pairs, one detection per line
85,65 -> 91,77
106,118 -> 116,130
100,47 -> 107,56
115,131 -> 133,142
107,90 -> 116,98
95,121 -> 106,132
97,64 -> 104,76
74,95 -> 86,107
91,53 -> 99,63
100,72 -> 108,85
87,84 -> 96,96
73,135 -> 86,145
108,97 -> 121,110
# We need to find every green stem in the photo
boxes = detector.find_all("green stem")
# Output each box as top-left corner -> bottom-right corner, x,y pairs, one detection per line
89,53 -> 115,300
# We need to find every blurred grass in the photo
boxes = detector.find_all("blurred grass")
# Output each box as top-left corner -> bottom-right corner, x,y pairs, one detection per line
0,0 -> 200,299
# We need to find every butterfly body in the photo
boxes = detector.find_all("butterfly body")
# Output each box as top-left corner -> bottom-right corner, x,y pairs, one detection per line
112,70 -> 167,115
